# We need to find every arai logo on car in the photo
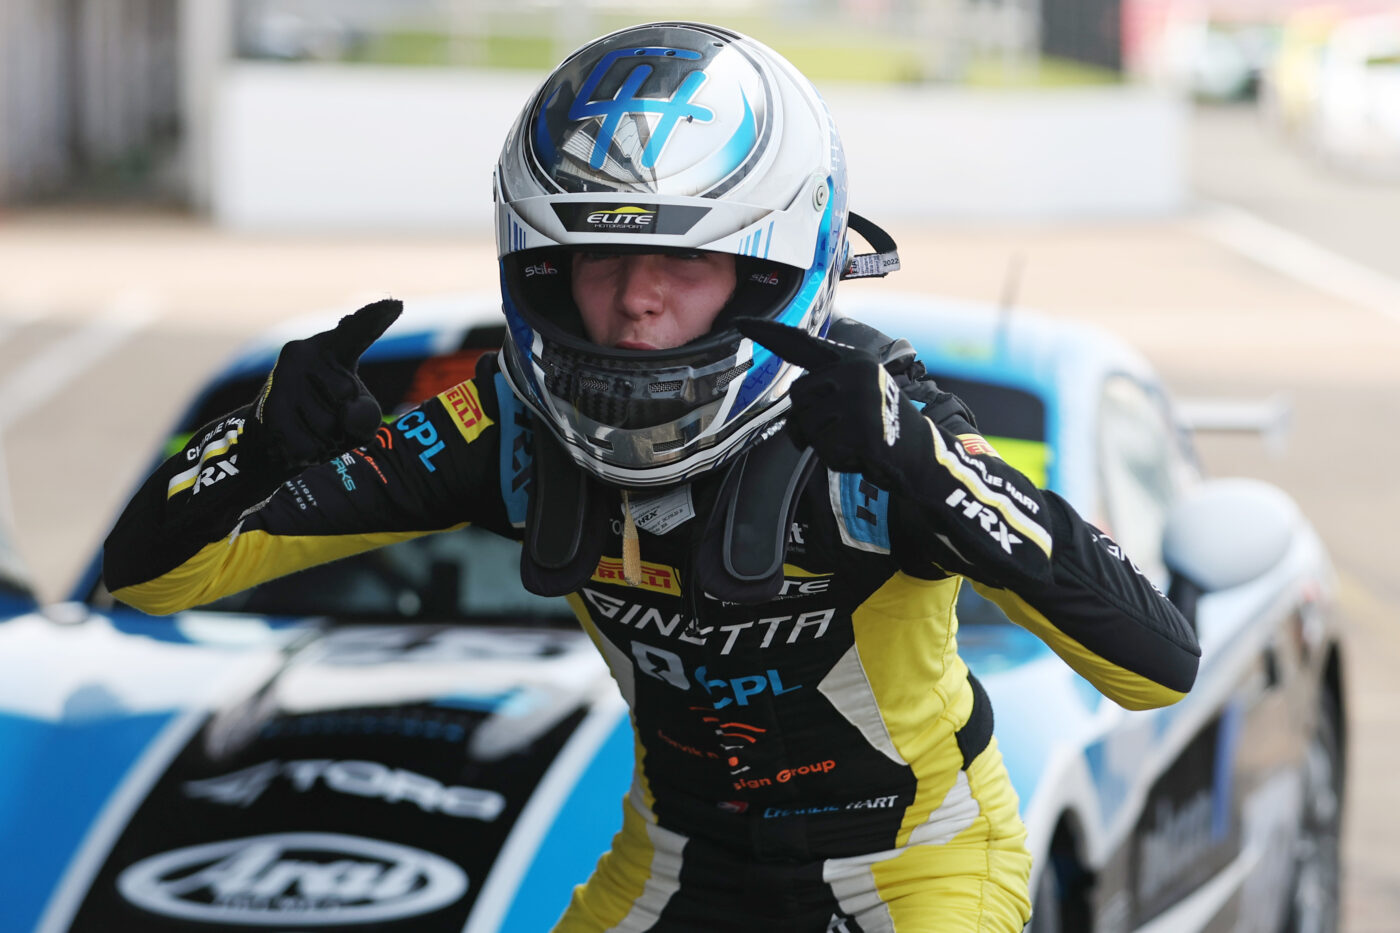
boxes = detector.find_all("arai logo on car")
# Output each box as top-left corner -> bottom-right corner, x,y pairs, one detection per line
116,832 -> 467,925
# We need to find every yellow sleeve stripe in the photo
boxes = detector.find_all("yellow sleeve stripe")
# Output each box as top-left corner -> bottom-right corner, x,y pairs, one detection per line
925,417 -> 1053,559
112,524 -> 466,616
167,425 -> 246,499
970,581 -> 1188,711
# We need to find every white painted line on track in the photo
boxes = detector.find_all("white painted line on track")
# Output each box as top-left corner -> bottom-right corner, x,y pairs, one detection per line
0,291 -> 160,431
1196,202 -> 1400,324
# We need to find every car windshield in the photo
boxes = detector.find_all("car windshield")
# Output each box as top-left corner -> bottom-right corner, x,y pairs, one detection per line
97,346 -> 1050,629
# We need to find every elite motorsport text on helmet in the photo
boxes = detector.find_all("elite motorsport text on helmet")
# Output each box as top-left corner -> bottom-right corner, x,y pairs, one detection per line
494,21 -> 897,488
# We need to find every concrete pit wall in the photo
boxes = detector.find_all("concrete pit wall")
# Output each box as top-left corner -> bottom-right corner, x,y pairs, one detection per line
213,64 -> 1187,231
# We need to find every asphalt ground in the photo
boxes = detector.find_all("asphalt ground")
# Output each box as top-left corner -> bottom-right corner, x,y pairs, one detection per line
1,104 -> 1397,928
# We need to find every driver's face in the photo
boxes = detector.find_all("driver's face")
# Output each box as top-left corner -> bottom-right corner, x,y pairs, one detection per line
571,251 -> 736,350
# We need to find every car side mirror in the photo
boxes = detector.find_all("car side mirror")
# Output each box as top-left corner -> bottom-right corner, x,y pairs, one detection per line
1162,478 -> 1301,625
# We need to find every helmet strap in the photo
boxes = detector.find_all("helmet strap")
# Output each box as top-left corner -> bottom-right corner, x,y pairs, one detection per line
842,212 -> 901,280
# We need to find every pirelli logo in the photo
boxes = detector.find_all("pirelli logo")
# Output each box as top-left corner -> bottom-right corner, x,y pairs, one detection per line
958,434 -> 1000,458
438,381 -> 493,444
592,557 -> 681,595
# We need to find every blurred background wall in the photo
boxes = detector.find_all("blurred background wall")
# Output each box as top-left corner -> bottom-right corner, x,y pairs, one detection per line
3,0 -> 1396,224
0,0 -> 1193,226
0,0 -> 180,204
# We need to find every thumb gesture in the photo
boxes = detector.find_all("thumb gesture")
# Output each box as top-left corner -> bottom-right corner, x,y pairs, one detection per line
254,298 -> 401,469
739,316 -> 1054,584
737,317 -> 908,482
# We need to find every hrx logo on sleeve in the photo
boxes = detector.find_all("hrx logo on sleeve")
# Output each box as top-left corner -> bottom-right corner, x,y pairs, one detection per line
167,420 -> 245,499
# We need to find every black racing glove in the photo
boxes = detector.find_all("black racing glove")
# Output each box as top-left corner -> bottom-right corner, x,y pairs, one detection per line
104,299 -> 403,593
251,298 -> 401,471
737,317 -> 1053,586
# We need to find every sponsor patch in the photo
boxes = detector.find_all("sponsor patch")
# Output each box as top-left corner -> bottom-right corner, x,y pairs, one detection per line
732,758 -> 837,791
167,418 -> 246,499
958,433 -> 1000,458
394,410 -> 446,472
495,372 -> 533,528
116,832 -> 468,924
830,473 -> 890,554
438,381 -> 493,444
184,759 -> 505,821
550,202 -> 710,235
628,485 -> 695,535
582,587 -> 833,655
592,557 -> 681,595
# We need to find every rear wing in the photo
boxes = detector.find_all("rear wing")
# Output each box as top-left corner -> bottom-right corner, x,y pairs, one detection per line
1174,393 -> 1292,456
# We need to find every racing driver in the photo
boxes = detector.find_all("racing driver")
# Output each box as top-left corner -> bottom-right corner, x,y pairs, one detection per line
105,21 -> 1200,932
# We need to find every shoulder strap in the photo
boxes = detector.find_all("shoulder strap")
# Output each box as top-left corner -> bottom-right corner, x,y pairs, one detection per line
693,429 -> 818,604
519,428 -> 608,596
693,312 -> 970,603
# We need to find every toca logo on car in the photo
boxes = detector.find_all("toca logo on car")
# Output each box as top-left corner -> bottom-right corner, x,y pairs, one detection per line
116,832 -> 467,925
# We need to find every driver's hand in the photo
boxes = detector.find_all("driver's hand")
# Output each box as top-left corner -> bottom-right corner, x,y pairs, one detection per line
253,298 -> 401,470
737,316 -> 1054,585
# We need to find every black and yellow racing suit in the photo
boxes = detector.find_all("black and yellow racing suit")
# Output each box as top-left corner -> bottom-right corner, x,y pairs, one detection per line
105,347 -> 1199,933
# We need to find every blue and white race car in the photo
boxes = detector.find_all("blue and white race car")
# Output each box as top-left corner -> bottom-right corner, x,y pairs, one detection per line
1,293 -> 1342,933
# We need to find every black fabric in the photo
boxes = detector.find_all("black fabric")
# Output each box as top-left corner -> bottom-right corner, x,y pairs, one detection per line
653,834 -> 865,931
520,428 -> 608,596
103,407 -> 285,590
107,318 -> 1202,887
956,672 -> 995,769
254,299 -> 401,470
692,429 -> 818,604
104,300 -> 402,592
1009,494 -> 1202,693
737,317 -> 1053,588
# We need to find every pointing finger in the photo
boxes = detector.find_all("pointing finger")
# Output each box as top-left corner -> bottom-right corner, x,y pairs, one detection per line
324,299 -> 403,368
735,318 -> 846,371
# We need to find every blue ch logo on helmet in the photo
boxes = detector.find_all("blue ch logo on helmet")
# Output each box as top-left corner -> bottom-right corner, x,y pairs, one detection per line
567,47 -> 713,170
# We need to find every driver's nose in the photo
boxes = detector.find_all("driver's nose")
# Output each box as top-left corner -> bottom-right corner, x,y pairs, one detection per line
615,255 -> 666,320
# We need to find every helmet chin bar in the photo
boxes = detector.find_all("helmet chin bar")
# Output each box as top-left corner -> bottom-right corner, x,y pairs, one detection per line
568,397 -> 723,462
499,338 -> 795,489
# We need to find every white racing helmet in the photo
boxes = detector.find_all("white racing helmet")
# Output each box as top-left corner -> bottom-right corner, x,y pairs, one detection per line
495,21 -> 894,488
